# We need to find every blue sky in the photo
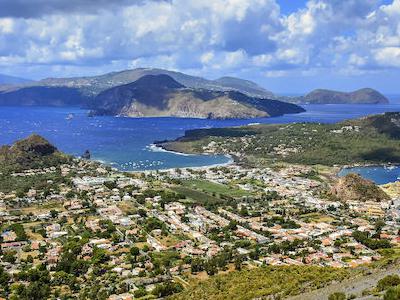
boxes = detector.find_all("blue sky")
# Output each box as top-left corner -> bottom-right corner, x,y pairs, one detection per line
1,0 -> 400,94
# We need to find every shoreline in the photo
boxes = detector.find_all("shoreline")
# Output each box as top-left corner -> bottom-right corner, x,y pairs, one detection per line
91,144 -> 235,173
128,154 -> 235,174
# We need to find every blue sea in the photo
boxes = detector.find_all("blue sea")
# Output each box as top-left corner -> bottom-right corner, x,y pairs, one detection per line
0,103 -> 400,172
338,166 -> 400,185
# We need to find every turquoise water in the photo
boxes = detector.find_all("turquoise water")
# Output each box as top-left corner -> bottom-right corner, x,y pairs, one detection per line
338,166 -> 400,185
0,103 -> 400,171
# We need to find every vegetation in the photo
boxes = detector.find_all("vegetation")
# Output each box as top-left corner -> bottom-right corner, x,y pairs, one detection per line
181,179 -> 250,198
0,134 -> 71,174
352,231 -> 392,250
328,292 -> 346,300
161,112 -> 400,166
169,265 -> 350,300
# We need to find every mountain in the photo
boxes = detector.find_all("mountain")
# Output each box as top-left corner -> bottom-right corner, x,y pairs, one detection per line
0,134 -> 70,173
0,73 -> 33,85
331,173 -> 390,202
214,76 -> 274,98
0,68 -> 389,108
0,68 -> 276,107
288,88 -> 389,104
39,68 -> 275,98
0,86 -> 87,106
91,74 -> 305,119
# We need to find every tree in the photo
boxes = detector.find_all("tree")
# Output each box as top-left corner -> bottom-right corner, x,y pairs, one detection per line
0,266 -> 10,293
234,255 -> 244,271
50,210 -> 59,218
134,287 -> 147,298
191,258 -> 204,273
130,246 -> 140,261
91,247 -> 109,264
9,224 -> 27,241
2,251 -> 16,263
152,282 -> 183,298
205,261 -> 217,276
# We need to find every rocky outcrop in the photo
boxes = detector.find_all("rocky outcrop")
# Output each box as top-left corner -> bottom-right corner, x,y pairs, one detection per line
331,173 -> 390,202
0,134 -> 70,173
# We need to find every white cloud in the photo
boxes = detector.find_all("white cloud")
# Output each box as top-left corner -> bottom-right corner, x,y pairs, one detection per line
0,0 -> 400,83
374,47 -> 400,67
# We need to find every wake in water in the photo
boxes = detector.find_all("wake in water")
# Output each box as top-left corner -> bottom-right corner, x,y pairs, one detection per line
146,144 -> 193,156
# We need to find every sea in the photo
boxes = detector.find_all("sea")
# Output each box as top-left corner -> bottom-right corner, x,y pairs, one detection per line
338,166 -> 400,185
1,102 -> 400,174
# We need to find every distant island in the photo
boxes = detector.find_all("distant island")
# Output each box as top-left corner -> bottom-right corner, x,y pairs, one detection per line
286,88 -> 389,104
0,69 -> 389,117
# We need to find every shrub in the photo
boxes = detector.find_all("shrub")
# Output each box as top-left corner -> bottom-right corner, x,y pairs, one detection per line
377,275 -> 400,291
328,292 -> 346,300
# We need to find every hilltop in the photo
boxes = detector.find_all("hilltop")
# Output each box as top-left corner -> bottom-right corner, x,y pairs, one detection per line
331,173 -> 390,202
0,134 -> 70,173
91,74 -> 304,119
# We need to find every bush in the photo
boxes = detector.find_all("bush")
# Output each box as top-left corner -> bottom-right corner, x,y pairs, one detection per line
384,285 -> 400,300
377,275 -> 400,291
328,292 -> 346,300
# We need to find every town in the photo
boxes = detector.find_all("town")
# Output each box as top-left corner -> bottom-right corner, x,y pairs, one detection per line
0,156 -> 399,299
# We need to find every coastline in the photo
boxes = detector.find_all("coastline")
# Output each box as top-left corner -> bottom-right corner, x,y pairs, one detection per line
129,154 -> 235,174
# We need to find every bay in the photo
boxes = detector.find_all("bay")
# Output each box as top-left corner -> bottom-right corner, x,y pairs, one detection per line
338,166 -> 400,185
0,103 -> 399,171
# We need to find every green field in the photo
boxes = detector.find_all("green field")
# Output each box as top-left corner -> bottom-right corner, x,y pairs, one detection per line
171,186 -> 226,207
181,179 -> 250,198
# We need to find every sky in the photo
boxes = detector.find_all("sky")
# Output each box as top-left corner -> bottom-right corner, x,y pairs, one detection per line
1,0 -> 400,94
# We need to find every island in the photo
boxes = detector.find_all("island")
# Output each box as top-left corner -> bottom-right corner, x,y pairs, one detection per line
287,88 -> 389,104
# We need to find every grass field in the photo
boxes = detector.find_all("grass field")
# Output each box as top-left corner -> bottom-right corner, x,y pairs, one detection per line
171,186 -> 225,206
181,179 -> 250,198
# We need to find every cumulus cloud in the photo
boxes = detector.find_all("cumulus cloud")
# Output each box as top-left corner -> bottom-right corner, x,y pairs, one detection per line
0,0 -> 399,87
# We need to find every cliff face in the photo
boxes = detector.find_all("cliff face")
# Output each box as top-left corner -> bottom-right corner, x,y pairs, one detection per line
301,88 -> 389,104
331,173 -> 390,202
91,75 -> 305,119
